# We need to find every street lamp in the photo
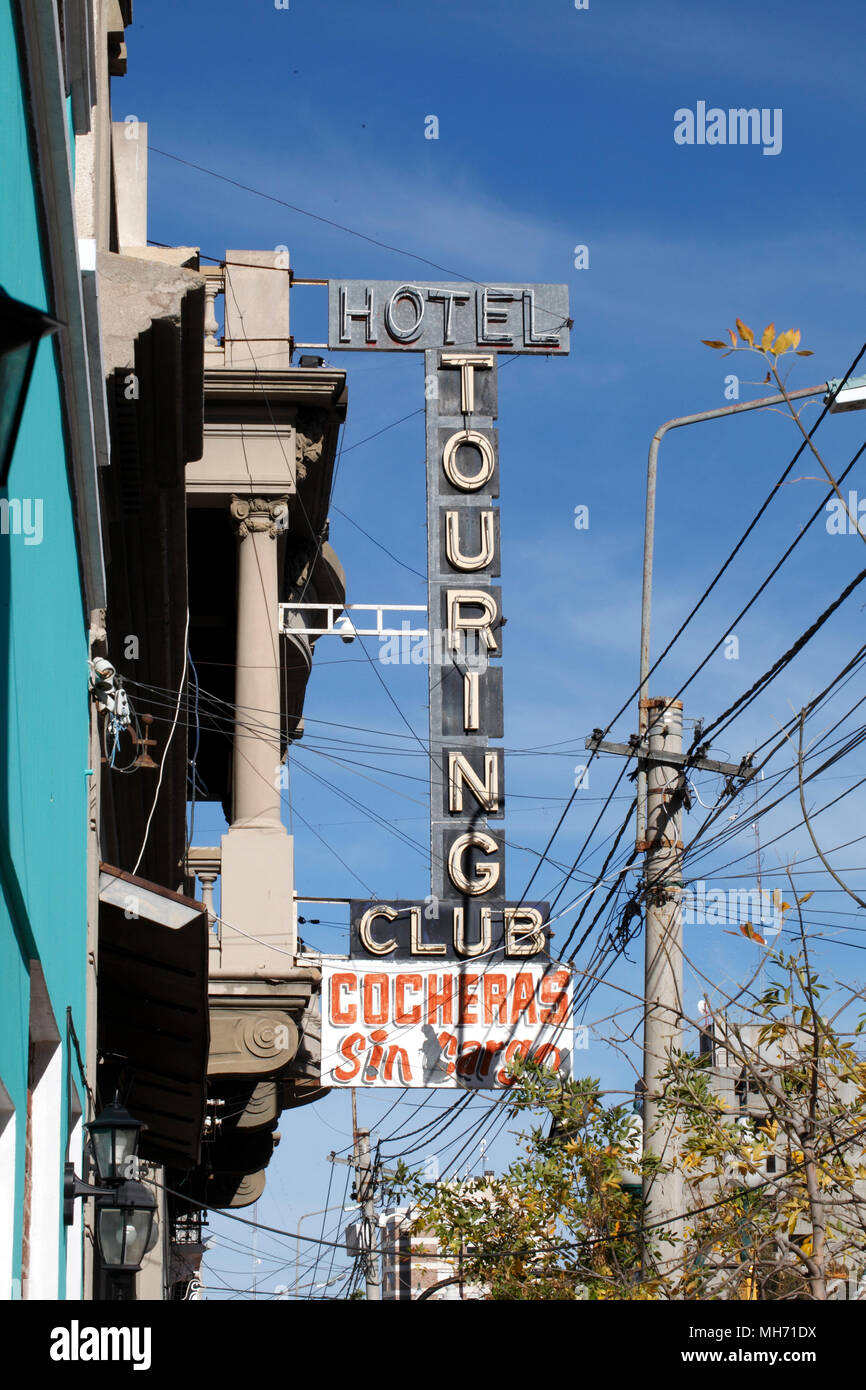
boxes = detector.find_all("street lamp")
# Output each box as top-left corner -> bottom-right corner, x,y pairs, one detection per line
624,365 -> 866,1273
827,373 -> 866,413
87,1100 -> 144,1184
64,1099 -> 157,1296
0,286 -> 61,485
94,1180 -> 157,1274
636,375 -> 865,838
293,1203 -> 359,1296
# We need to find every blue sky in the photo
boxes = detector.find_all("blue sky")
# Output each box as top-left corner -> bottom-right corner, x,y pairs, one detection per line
120,0 -> 866,1298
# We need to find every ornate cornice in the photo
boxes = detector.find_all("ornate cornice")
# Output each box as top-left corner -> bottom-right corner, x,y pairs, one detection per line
203,368 -> 347,409
295,410 -> 326,483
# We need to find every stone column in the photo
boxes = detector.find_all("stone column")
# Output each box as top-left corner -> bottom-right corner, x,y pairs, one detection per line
216,494 -> 296,975
229,495 -> 288,827
197,870 -> 218,923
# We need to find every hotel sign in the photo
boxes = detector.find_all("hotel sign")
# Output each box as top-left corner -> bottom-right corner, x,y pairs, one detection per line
321,279 -> 572,1089
328,281 -> 570,353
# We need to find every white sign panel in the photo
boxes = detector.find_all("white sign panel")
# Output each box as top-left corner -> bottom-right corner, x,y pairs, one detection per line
321,960 -> 574,1090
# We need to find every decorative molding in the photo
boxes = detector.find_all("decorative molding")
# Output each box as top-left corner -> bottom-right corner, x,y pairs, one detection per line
203,368 -> 347,408
229,495 -> 289,539
294,409 -> 326,483
235,1081 -> 279,1130
208,1005 -> 299,1077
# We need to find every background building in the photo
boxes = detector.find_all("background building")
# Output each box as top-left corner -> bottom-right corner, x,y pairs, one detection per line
693,1012 -> 866,1300
379,1203 -> 488,1301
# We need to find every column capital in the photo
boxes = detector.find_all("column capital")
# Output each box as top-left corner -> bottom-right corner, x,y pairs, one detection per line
230,494 -> 289,539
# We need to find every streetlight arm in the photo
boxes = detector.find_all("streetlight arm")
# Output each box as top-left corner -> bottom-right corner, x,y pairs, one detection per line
636,381 -> 827,839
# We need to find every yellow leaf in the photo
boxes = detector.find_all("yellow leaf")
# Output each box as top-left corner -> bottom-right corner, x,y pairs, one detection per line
701,340 -> 728,349
728,328 -> 737,347
761,323 -> 775,350
797,892 -> 813,906
796,350 -> 814,357
791,329 -> 801,349
773,330 -> 794,354
739,922 -> 766,945
736,318 -> 754,346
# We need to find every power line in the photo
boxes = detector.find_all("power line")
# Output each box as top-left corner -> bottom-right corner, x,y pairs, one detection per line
148,145 -> 569,329
504,346 -> 866,915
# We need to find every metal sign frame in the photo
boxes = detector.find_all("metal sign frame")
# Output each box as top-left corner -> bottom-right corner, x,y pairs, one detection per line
310,280 -> 571,1088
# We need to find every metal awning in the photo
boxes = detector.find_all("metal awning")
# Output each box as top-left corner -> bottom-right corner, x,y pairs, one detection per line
98,865 -> 209,1170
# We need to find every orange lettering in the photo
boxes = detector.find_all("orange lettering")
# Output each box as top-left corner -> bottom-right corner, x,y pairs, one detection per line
383,1045 -> 412,1083
510,973 -> 537,1024
479,1040 -> 505,1076
457,1041 -> 483,1076
395,973 -> 423,1025
362,973 -> 389,1025
335,1031 -> 364,1082
496,1038 -> 531,1086
539,970 -> 570,1024
436,1031 -> 457,1076
426,973 -> 454,1026
365,1027 -> 389,1080
458,973 -> 479,1024
482,973 -> 508,1023
330,972 -> 357,1025
533,1043 -> 562,1072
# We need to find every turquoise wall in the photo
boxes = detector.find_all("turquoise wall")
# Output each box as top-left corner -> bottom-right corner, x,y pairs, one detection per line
0,0 -> 90,1298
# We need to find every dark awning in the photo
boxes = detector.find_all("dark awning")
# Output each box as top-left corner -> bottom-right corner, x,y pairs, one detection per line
98,865 -> 209,1169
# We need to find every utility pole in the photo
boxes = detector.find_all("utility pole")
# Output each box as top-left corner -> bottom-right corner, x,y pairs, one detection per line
639,697 -> 685,1274
586,707 -> 753,1279
352,1096 -> 380,1301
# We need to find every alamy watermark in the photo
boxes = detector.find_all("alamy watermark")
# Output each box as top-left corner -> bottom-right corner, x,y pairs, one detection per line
674,103 -> 782,157
0,497 -> 43,545
683,881 -> 782,936
379,622 -> 491,667
50,1322 -> 151,1370
826,491 -> 866,535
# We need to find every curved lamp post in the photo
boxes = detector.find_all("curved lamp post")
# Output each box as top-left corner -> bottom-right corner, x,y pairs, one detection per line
636,375 -> 866,839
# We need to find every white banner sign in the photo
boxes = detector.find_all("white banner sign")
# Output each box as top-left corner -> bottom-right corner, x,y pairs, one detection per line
321,960 -> 574,1089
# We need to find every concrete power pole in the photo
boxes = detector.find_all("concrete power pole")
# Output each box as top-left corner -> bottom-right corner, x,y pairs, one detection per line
640,697 -> 685,1276
354,1126 -> 381,1301
586,702 -> 754,1281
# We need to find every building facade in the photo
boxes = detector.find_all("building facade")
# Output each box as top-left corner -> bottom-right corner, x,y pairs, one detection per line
2,0 -> 346,1301
0,0 -> 107,1300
